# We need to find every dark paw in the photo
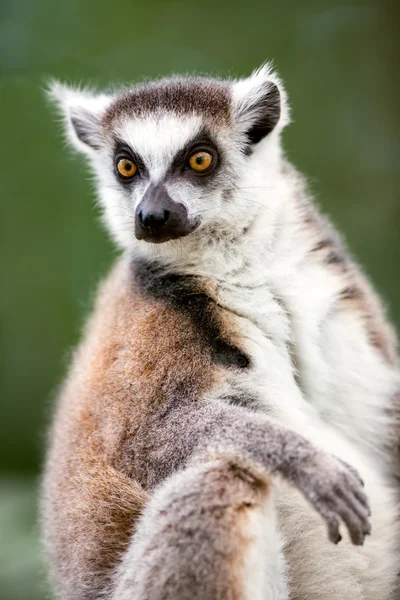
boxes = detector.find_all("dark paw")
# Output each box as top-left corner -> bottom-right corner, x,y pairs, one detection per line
296,453 -> 371,546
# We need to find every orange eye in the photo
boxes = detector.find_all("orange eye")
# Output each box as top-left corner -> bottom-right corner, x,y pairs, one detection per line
117,158 -> 137,179
188,151 -> 213,172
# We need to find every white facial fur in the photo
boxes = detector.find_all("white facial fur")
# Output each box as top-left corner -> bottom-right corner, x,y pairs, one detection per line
49,65 -> 289,250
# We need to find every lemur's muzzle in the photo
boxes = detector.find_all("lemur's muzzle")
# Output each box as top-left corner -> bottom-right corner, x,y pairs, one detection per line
135,184 -> 199,243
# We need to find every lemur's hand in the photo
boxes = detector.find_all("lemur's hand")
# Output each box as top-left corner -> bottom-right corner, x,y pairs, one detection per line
291,451 -> 371,545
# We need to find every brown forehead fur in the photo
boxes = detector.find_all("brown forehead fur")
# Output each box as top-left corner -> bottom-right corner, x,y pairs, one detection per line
42,256 -> 239,596
102,76 -> 232,129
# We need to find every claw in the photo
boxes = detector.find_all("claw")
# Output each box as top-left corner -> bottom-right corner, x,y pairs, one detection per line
333,533 -> 342,545
327,517 -> 341,544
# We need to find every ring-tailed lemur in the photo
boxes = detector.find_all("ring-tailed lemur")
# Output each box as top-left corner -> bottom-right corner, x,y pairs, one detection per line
41,65 -> 400,600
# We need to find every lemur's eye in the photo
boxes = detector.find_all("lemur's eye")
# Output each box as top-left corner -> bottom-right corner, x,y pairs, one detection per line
116,158 -> 137,179
188,151 -> 213,172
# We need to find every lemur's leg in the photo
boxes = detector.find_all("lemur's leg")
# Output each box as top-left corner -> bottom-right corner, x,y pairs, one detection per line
112,454 -> 289,600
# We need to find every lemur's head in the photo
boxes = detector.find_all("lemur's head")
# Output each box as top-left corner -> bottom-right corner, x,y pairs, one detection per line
50,65 -> 289,248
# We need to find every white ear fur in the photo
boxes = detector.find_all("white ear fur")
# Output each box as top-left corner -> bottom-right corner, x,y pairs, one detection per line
232,63 -> 290,144
47,80 -> 113,154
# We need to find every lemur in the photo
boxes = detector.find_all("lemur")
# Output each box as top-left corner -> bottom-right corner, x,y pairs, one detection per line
42,65 -> 400,600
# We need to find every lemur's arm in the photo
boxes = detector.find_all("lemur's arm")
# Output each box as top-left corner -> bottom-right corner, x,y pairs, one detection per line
129,398 -> 371,547
111,398 -> 370,600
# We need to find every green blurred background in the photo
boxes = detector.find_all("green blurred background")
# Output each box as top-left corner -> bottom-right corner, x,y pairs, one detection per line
1,0 -> 399,598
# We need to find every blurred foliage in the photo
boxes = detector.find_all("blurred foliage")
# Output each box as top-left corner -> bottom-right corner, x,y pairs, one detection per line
0,0 -> 399,598
0,479 -> 45,600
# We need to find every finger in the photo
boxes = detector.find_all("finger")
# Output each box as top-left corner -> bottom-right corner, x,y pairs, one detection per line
334,484 -> 371,522
351,485 -> 371,515
327,515 -> 342,544
338,459 -> 364,487
342,473 -> 371,517
317,504 -> 342,544
335,500 -> 371,545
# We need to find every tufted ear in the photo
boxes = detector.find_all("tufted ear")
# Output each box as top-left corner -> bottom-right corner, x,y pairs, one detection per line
232,64 -> 290,149
47,80 -> 113,154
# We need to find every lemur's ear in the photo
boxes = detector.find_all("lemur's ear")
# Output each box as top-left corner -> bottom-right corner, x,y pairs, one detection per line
232,64 -> 290,148
47,81 -> 112,154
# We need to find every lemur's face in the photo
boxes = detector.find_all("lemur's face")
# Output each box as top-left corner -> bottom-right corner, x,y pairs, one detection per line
51,66 -> 288,248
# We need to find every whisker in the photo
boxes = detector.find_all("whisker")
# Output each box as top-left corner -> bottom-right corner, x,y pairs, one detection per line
234,185 -> 276,191
195,207 -> 217,215
231,195 -> 278,215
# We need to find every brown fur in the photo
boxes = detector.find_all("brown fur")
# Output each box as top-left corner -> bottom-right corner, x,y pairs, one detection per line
338,271 -> 398,365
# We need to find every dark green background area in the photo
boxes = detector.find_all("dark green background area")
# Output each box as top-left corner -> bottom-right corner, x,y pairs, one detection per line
1,1 -> 399,598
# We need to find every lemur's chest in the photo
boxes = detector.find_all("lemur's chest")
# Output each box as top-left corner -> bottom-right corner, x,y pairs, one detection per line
212,269 -> 339,422
132,255 -> 334,416
213,251 -> 339,356
216,280 -> 291,352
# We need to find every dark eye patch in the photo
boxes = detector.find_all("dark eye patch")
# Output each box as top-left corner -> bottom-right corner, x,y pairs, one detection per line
113,139 -> 147,181
168,130 -> 221,180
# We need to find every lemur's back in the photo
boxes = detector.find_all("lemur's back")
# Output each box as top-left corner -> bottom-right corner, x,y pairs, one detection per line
42,66 -> 400,599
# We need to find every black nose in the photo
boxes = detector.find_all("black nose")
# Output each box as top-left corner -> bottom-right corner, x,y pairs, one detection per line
135,184 -> 200,244
139,209 -> 170,230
